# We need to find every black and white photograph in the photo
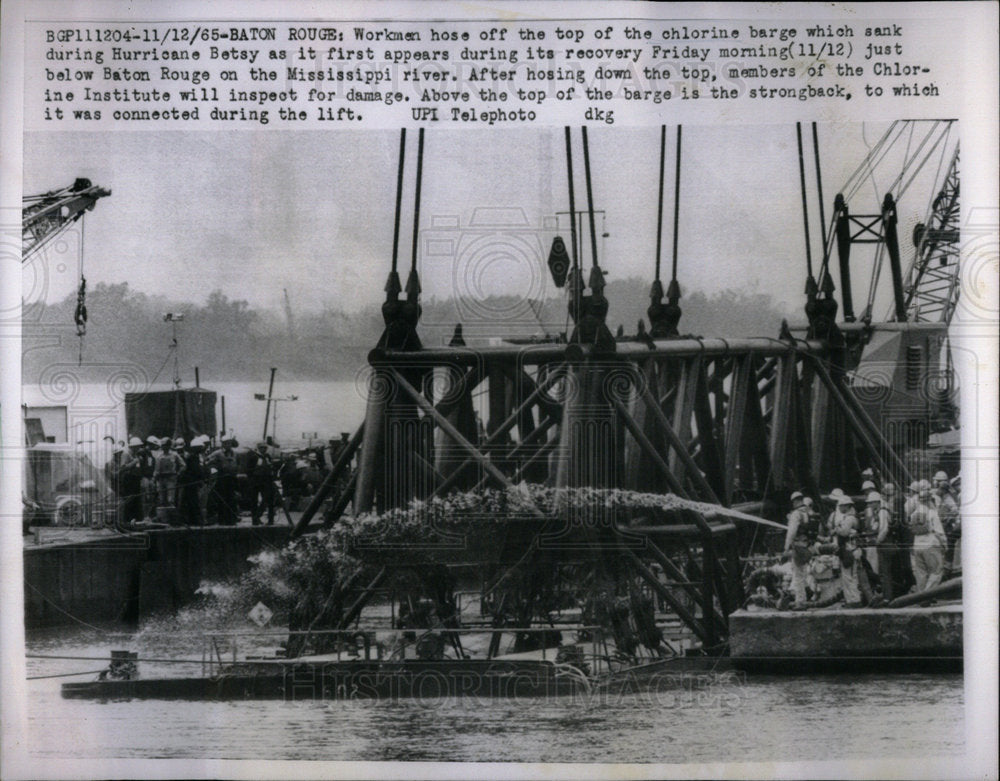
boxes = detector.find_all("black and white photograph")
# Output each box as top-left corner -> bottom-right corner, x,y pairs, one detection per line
2,2 -> 997,779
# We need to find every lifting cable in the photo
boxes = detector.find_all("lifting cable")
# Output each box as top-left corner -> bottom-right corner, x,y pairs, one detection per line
581,126 -> 599,270
864,121 -> 953,318
564,126 -> 580,337
409,127 -> 425,282
811,123 -> 828,264
795,122 -> 814,282
670,125 -> 683,290
654,125 -> 667,284
74,215 -> 88,364
390,128 -> 406,282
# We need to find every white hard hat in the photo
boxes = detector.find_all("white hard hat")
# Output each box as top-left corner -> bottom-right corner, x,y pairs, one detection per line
908,481 -> 920,493
129,436 -> 143,447
882,482 -> 897,494
933,470 -> 948,482
146,435 -> 159,445
861,467 -> 875,477
918,479 -> 932,493
837,495 -> 854,507
174,437 -> 185,447
790,491 -> 804,502
861,480 -> 876,492
866,491 -> 882,503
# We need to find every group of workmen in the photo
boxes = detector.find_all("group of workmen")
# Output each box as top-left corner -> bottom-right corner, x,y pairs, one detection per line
781,467 -> 961,608
106,434 -> 347,529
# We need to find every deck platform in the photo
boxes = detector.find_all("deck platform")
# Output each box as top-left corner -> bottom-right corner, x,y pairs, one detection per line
728,603 -> 963,673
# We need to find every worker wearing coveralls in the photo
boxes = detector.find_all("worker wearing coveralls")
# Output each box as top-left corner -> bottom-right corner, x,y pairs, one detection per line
153,438 -> 185,509
864,491 -> 894,601
116,437 -> 145,528
831,495 -> 870,606
909,481 -> 947,592
783,491 -> 814,607
206,439 -> 239,526
247,441 -> 277,526
933,470 -> 960,575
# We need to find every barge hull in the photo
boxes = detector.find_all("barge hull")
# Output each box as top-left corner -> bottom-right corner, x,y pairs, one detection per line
729,604 -> 963,673
62,659 -> 584,700
24,525 -> 290,628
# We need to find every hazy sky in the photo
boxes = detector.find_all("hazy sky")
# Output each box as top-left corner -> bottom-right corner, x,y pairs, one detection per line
23,121 -> 954,318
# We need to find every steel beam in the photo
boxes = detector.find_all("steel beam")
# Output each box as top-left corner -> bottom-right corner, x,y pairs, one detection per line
374,336 -> 827,367
292,423 -> 364,537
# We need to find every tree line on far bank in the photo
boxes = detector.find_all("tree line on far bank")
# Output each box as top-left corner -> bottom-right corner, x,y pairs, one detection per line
22,278 -> 794,383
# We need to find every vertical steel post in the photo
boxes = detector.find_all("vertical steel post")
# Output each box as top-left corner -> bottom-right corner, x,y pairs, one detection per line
262,367 -> 277,441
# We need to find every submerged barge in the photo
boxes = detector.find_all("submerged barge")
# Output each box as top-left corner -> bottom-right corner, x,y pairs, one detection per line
47,121 -> 966,697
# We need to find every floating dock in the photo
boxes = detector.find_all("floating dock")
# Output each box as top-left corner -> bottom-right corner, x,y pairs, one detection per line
24,522 -> 291,628
728,604 -> 963,673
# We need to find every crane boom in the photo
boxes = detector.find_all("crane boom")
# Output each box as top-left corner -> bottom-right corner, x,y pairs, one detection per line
899,145 -> 960,324
22,178 -> 110,263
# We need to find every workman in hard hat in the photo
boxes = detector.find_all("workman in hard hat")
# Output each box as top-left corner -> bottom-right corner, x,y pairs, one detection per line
153,438 -> 185,518
904,480 -> 921,520
860,467 -> 879,491
140,435 -> 160,519
908,481 -> 947,592
782,491 -> 816,608
116,437 -> 146,529
864,491 -> 894,602
932,470 -> 961,576
880,482 -> 914,596
104,441 -> 127,497
831,495 -> 872,605
838,531 -> 867,607
247,441 -> 277,526
206,438 -> 240,525
828,491 -> 857,540
178,437 -> 206,526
